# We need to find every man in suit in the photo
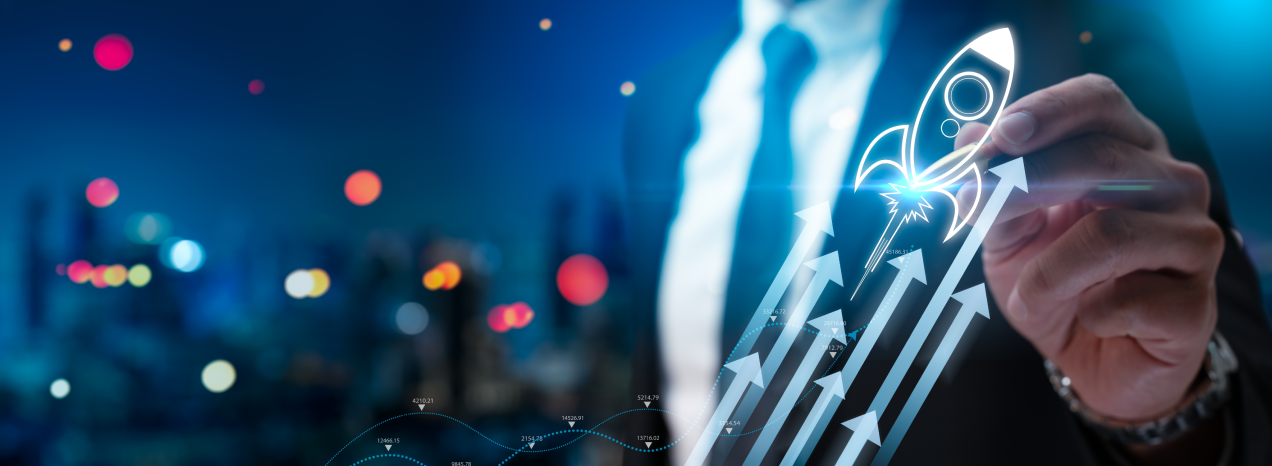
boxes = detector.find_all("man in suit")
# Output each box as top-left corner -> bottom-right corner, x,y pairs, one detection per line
621,0 -> 1272,465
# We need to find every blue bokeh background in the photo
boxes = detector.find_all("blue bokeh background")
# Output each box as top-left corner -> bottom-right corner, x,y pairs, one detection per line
0,0 -> 1266,464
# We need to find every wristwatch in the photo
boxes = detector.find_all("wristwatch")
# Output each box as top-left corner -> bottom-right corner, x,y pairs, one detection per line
1043,331 -> 1238,445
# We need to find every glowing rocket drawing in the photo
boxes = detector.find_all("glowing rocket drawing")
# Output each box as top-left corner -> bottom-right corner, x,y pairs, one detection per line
850,28 -> 1016,299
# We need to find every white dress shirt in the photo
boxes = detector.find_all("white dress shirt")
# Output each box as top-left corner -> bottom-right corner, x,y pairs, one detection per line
655,0 -> 895,462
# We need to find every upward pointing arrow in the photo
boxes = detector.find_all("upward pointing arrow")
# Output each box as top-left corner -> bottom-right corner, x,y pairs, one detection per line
839,249 -> 926,393
871,285 -> 991,466
761,252 -> 842,386
742,311 -> 848,466
734,202 -> 834,360
867,158 -> 1026,421
684,353 -> 765,466
715,251 -> 844,459
834,412 -> 880,466
778,372 -> 847,466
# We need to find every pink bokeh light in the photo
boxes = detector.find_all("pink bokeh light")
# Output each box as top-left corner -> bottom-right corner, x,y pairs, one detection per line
94,34 -> 134,71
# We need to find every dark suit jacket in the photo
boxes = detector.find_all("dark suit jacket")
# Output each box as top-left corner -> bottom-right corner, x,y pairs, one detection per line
621,1 -> 1272,465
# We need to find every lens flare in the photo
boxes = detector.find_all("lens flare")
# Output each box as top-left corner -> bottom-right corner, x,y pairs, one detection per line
620,81 -> 636,96
539,18 -> 552,31
128,264 -> 152,287
86,177 -> 119,207
93,34 -> 133,71
344,170 -> 382,206
557,254 -> 608,306
58,39 -> 72,52
201,360 -> 236,393
248,79 -> 265,95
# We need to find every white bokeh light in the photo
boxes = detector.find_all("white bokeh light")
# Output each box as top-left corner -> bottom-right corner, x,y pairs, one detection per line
201,360 -> 237,393
284,270 -> 315,299
395,302 -> 430,335
166,239 -> 205,272
49,378 -> 70,399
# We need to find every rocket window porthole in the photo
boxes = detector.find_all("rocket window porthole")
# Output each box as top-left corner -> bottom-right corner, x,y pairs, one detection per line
940,119 -> 961,138
944,72 -> 994,121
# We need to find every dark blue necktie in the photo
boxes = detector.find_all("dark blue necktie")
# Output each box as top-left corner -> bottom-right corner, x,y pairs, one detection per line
720,25 -> 815,361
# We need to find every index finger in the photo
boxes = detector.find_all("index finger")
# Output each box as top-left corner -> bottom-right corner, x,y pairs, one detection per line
992,74 -> 1163,155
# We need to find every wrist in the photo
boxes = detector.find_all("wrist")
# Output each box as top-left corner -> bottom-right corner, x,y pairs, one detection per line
1044,331 -> 1237,446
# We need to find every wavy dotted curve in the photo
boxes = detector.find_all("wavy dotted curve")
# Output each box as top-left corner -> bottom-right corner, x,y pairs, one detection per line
495,427 -> 680,466
327,322 -> 867,465
324,413 -> 516,466
346,453 -> 427,466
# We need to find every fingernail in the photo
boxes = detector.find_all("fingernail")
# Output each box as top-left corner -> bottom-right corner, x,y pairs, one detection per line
997,112 -> 1035,146
1009,288 -> 1028,321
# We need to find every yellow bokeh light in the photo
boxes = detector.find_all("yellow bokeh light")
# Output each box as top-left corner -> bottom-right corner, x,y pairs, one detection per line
540,18 -> 552,31
308,269 -> 330,297
620,81 -> 636,96
59,38 -> 72,52
423,269 -> 445,290
201,359 -> 236,393
104,264 -> 128,287
128,264 -> 152,287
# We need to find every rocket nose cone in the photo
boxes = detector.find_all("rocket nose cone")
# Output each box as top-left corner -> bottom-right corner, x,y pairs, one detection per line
968,28 -> 1015,71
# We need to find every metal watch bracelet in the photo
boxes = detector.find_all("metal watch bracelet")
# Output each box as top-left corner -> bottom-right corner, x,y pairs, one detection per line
1044,331 -> 1238,445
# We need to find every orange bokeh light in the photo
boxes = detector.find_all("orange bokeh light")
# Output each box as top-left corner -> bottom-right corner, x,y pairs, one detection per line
436,261 -> 461,290
68,260 -> 93,284
344,170 -> 382,206
104,264 -> 128,287
86,177 -> 119,207
557,254 -> 608,306
487,305 -> 511,333
423,269 -> 445,290
90,265 -> 109,288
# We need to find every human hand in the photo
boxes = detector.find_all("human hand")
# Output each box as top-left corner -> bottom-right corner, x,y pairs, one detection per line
955,74 -> 1223,423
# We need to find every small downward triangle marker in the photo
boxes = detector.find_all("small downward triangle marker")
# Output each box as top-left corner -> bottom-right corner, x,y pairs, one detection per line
645,442 -> 652,448
643,401 -> 650,407
725,428 -> 732,434
831,328 -> 839,334
529,443 -> 535,449
418,404 -> 425,411
829,352 -> 837,358
770,316 -> 776,322
385,445 -> 392,452
568,421 -> 575,428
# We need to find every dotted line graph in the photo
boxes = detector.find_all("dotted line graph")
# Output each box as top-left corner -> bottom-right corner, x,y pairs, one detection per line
330,321 -> 868,466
